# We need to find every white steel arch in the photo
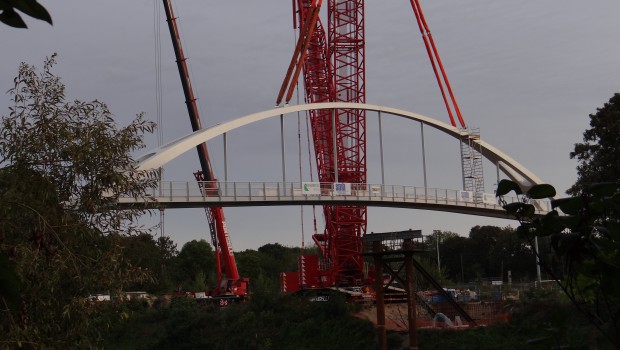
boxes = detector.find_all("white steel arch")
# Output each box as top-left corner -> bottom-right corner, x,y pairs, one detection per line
136,102 -> 544,187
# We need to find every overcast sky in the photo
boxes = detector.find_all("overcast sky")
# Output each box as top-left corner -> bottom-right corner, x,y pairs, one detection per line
1,1 -> 619,250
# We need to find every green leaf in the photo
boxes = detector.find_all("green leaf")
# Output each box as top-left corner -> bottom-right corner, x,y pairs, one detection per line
503,202 -> 525,214
551,197 -> 584,215
503,202 -> 535,218
12,0 -> 52,25
0,8 -> 27,28
538,212 -> 565,235
496,179 -> 522,196
527,184 -> 556,199
524,204 -> 535,218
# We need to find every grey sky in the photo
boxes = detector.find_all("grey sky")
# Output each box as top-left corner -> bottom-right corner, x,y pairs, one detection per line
1,1 -> 619,250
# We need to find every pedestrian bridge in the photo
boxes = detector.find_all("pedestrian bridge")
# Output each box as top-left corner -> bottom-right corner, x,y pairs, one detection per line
116,181 -> 551,219
119,102 -> 553,222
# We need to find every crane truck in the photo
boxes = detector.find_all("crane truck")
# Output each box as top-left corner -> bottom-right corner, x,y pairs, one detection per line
162,0 -> 249,303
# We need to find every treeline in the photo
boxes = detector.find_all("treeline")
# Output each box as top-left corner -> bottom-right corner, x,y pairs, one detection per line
105,294 -> 387,350
117,234 -> 317,295
104,295 -> 611,350
120,224 -> 557,297
427,225 -> 559,285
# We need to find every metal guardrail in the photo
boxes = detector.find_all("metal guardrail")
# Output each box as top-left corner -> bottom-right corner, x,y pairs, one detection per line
116,181 -> 551,217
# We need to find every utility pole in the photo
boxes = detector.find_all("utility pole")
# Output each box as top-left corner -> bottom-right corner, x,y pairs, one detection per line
534,236 -> 542,286
460,253 -> 464,283
435,232 -> 441,272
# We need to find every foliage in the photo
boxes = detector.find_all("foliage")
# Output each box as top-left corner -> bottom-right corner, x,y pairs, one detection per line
0,55 -> 157,349
496,179 -> 620,347
423,228 -> 540,284
1,54 -> 158,234
105,293 -> 384,350
103,288 -> 614,349
0,0 -> 51,28
236,243 -> 309,294
118,233 -> 178,292
568,93 -> 620,195
161,241 -> 316,295
168,239 -> 216,291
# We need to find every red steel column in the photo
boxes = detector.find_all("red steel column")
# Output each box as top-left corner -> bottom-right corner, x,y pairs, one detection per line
327,0 -> 367,285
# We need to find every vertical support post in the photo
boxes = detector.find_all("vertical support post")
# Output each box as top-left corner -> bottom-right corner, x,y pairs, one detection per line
373,241 -> 387,350
378,111 -> 385,186
420,123 -> 428,198
436,232 -> 441,272
404,245 -> 419,350
281,114 -> 287,195
223,132 -> 228,196
534,236 -> 542,286
158,169 -> 164,197
332,108 -> 339,183
223,133 -> 228,182
461,133 -> 467,191
496,162 -> 500,189
460,253 -> 465,284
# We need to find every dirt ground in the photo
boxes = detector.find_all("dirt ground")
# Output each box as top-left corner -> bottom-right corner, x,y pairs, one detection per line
354,301 -> 508,331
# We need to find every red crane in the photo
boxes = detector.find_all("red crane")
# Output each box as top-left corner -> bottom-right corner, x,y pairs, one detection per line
279,0 -> 466,293
279,0 -> 367,290
162,0 -> 248,300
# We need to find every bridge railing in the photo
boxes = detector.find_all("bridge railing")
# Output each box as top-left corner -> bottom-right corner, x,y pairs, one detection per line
135,181 -> 550,213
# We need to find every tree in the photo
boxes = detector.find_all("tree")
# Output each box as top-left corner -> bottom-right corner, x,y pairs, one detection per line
497,179 -> 620,348
568,93 -> 620,195
0,55 -> 157,349
423,230 -> 460,283
0,0 -> 51,28
171,239 -> 216,290
118,233 -> 178,292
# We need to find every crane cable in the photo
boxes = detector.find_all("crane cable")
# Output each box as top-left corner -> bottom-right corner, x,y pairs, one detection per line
306,113 -> 319,239
154,0 -> 163,148
292,0 -> 320,251
408,0 -> 466,128
292,8 -> 306,253
154,0 -> 166,239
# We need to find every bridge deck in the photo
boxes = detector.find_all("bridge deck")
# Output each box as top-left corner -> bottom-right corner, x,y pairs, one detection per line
116,181 -> 550,219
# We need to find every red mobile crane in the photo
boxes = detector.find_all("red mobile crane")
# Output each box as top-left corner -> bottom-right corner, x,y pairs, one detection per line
279,0 -> 466,294
162,0 -> 249,301
279,0 -> 368,292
